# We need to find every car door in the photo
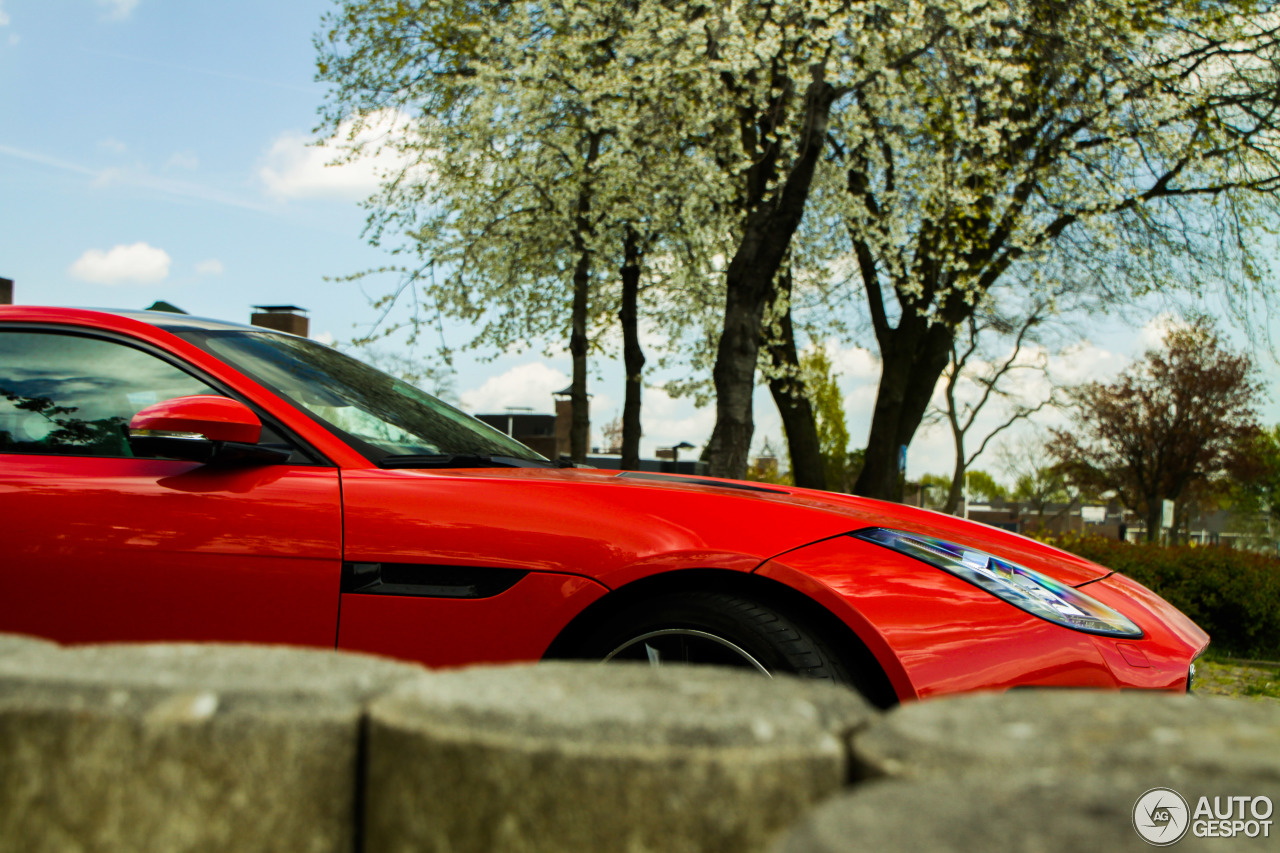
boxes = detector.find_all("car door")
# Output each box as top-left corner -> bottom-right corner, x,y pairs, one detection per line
0,326 -> 342,646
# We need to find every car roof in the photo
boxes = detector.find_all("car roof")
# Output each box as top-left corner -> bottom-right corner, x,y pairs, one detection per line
92,308 -> 265,333
0,305 -> 269,335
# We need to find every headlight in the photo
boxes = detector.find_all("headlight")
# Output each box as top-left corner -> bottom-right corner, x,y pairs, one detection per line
854,528 -> 1143,639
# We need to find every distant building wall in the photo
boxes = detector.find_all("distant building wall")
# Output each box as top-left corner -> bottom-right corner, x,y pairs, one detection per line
476,413 -> 559,460
250,305 -> 309,337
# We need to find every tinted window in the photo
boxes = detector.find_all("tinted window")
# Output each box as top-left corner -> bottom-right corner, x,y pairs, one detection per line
0,330 -> 218,457
187,330 -> 547,463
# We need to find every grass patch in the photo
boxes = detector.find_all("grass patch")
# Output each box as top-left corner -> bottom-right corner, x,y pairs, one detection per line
1194,660 -> 1280,701
1241,679 -> 1280,699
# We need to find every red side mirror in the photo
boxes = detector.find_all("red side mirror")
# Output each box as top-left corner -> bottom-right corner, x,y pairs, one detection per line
130,395 -> 262,444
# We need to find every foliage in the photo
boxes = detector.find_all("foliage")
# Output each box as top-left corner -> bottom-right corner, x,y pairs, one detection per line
822,0 -> 1280,499
916,472 -> 952,508
599,413 -> 624,455
344,346 -> 456,402
1227,425 -> 1280,522
1192,660 -> 1280,699
936,298 -> 1061,512
1050,319 -> 1264,542
318,0 -> 1280,490
1047,534 -> 1280,660
917,468 -> 1007,508
317,0 -> 732,462
743,437 -> 793,486
998,433 -> 1079,512
799,347 -> 854,491
964,470 -> 1008,503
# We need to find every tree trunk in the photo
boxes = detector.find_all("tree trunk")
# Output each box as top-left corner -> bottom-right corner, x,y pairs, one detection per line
943,457 -> 966,514
567,132 -> 600,465
704,77 -> 838,480
619,228 -> 645,471
764,269 -> 826,490
569,246 -> 591,464
942,346 -> 966,514
854,316 -> 955,501
1144,497 -> 1163,544
704,278 -> 768,478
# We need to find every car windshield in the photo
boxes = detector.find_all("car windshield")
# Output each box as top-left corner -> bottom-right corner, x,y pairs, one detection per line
182,329 -> 549,465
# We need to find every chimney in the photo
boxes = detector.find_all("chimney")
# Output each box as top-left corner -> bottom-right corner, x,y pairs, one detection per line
552,385 -> 590,460
0,278 -> 12,305
250,305 -> 309,337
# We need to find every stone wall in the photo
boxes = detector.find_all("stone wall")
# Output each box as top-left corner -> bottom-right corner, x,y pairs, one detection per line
0,633 -> 1275,852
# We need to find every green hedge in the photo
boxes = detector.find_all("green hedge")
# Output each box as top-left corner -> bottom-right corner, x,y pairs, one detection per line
1045,534 -> 1280,660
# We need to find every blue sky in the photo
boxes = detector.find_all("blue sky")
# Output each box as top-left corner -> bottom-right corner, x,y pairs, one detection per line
0,1 -> 384,326
2,0 -> 1275,480
0,0 -> 743,464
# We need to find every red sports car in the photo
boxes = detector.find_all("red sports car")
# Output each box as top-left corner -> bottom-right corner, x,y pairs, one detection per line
0,306 -> 1208,706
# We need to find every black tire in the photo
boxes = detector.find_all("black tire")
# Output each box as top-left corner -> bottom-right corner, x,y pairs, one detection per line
577,590 -> 853,685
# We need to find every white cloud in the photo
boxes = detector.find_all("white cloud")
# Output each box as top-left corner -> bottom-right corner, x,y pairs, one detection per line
1136,312 -> 1185,353
69,242 -> 170,285
166,151 -> 199,170
258,112 -> 419,202
632,385 -> 718,458
823,340 -> 882,381
97,138 -> 127,154
90,166 -> 124,189
97,0 -> 138,21
460,363 -> 569,414
0,143 -> 266,211
0,4 -> 11,27
195,259 -> 224,276
1047,340 -> 1127,386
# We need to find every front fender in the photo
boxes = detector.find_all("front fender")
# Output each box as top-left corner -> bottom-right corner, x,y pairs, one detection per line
756,536 -> 1120,701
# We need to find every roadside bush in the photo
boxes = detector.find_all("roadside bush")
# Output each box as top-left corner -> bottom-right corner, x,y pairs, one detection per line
1045,534 -> 1280,660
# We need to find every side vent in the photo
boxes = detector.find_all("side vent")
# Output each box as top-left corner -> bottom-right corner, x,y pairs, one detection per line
341,563 -> 528,599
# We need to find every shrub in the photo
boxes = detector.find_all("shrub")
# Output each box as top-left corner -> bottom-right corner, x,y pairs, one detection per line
1045,534 -> 1280,660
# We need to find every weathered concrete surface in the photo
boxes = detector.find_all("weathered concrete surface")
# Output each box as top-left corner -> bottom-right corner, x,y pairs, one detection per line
364,662 -> 875,853
779,690 -> 1280,853
0,642 -> 423,853
779,770 -> 1280,852
0,632 -> 57,658
853,690 -> 1280,782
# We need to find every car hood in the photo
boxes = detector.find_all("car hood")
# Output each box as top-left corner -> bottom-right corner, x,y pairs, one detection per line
603,471 -> 1112,585
352,466 -> 1111,587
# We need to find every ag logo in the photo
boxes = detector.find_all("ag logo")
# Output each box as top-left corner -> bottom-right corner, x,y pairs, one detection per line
1134,787 -> 1191,846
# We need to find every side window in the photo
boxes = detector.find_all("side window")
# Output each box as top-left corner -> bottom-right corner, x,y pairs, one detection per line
0,330 -> 219,458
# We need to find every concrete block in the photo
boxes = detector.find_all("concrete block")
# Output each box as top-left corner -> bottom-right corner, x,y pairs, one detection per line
778,769 -> 1280,853
0,632 -> 58,657
0,643 -> 423,853
779,689 -> 1280,853
364,662 -> 875,853
852,689 -> 1280,782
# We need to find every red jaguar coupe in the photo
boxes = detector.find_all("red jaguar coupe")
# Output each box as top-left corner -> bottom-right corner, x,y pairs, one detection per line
0,306 -> 1208,706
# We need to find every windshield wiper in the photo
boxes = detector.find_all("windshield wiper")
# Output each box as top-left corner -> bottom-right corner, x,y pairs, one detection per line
378,453 -> 551,469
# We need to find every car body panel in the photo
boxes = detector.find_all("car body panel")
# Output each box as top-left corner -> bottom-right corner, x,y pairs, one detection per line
756,536 -> 1120,701
342,465 -> 1112,588
0,454 -> 342,646
1080,572 -> 1210,691
337,572 -> 609,666
0,305 -> 1209,703
343,467 -> 856,586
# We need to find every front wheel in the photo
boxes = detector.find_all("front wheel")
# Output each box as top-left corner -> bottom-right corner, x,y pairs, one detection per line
577,590 -> 853,685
